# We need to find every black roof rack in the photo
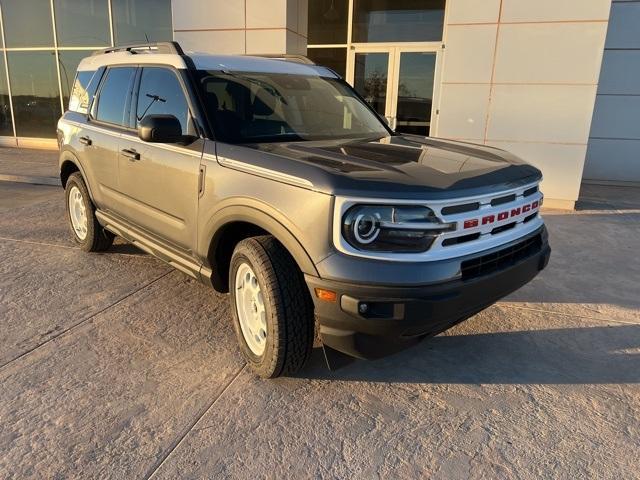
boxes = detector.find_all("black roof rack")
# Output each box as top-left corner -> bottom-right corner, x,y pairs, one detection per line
92,41 -> 185,56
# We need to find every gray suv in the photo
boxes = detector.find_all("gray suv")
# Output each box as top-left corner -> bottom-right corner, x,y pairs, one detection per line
57,42 -> 550,378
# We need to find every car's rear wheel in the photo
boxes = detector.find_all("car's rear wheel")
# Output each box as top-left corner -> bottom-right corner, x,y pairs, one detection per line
229,235 -> 314,378
65,172 -> 114,252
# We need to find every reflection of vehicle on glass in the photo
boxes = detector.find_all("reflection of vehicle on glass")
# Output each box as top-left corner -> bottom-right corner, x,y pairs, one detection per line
57,42 -> 550,378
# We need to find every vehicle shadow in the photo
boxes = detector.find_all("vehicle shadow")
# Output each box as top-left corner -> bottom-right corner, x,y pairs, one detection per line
109,241 -> 148,256
298,324 -> 640,384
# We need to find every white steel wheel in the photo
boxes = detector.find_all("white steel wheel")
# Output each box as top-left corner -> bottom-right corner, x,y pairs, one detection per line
68,185 -> 88,241
235,262 -> 267,356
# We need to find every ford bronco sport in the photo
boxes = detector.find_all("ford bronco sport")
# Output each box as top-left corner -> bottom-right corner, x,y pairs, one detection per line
57,42 -> 550,378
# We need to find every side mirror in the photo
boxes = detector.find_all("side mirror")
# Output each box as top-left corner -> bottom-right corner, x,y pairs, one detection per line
138,114 -> 185,144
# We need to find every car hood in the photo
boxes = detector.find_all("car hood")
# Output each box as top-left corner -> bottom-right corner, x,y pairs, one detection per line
238,135 -> 542,199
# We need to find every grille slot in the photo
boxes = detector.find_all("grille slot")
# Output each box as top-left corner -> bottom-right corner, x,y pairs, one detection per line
491,194 -> 516,206
441,202 -> 480,215
491,222 -> 516,235
442,232 -> 480,246
461,234 -> 542,280
523,186 -> 538,197
523,212 -> 538,223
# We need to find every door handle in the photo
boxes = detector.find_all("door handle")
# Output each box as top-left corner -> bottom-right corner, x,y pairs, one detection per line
79,136 -> 92,146
121,148 -> 140,161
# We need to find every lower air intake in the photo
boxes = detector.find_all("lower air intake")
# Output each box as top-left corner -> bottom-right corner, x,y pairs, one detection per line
461,234 -> 542,280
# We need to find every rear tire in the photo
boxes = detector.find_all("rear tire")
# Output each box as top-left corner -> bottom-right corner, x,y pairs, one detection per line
229,235 -> 314,378
65,172 -> 114,252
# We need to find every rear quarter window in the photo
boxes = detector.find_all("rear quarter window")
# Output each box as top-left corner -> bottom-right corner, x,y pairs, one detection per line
68,70 -> 96,114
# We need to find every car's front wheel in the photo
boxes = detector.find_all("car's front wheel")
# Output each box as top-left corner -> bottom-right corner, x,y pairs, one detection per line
229,236 -> 314,378
65,172 -> 114,252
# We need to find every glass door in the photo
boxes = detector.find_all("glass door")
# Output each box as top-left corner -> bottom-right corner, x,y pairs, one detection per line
393,50 -> 437,136
348,45 -> 441,136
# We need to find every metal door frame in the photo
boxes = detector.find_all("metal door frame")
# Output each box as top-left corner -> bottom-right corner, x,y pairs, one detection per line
346,43 -> 443,135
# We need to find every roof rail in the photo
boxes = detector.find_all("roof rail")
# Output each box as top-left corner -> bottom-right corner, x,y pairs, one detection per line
92,41 -> 185,56
252,54 -> 316,65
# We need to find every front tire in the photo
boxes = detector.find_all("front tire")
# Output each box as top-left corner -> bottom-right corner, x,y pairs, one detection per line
65,172 -> 114,252
229,236 -> 314,378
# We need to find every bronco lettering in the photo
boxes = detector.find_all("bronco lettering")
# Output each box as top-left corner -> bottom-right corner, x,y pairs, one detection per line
464,200 -> 540,229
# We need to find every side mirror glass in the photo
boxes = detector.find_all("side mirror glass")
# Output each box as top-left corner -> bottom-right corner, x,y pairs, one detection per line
138,114 -> 186,144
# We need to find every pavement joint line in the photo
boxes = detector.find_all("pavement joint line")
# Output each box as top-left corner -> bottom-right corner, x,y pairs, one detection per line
0,235 -> 77,250
499,303 -> 639,326
0,270 -> 173,372
144,364 -> 248,480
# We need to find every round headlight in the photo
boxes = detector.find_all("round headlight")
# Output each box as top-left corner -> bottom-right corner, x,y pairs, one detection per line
353,211 -> 381,244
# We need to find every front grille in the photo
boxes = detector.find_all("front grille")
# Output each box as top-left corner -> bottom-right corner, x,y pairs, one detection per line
461,234 -> 542,280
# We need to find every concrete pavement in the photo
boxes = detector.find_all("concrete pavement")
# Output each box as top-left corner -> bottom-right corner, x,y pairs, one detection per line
0,152 -> 638,479
0,148 -> 59,186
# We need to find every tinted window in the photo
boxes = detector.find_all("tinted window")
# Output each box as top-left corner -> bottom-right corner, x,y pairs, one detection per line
308,0 -> 349,45
112,0 -> 172,45
136,68 -> 189,134
353,0 -> 445,42
3,0 -> 54,47
7,51 -> 61,138
95,67 -> 136,126
54,0 -> 110,46
0,58 -> 13,136
306,48 -> 347,78
69,71 -> 96,114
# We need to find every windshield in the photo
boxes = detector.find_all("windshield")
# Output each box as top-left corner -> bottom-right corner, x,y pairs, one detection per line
196,70 -> 390,143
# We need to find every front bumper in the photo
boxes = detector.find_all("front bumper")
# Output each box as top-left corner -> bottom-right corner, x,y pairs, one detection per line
305,226 -> 551,359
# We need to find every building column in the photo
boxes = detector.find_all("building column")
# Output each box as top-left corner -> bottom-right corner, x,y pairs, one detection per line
437,0 -> 612,209
172,0 -> 308,55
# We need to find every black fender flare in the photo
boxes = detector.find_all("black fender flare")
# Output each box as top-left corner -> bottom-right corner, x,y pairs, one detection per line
59,149 -> 95,200
202,203 -> 319,290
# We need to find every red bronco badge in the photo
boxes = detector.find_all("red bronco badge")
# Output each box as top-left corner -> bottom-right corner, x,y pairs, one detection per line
463,200 -> 540,229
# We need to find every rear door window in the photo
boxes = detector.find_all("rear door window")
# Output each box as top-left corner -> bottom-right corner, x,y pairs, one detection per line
135,67 -> 190,134
94,67 -> 136,126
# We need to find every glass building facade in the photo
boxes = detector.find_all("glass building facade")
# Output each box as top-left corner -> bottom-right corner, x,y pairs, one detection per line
0,0 -> 172,143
